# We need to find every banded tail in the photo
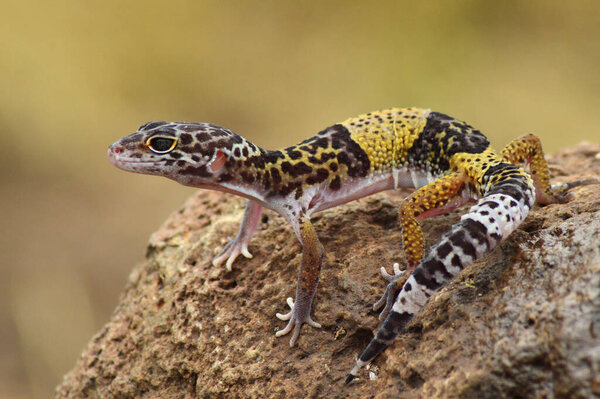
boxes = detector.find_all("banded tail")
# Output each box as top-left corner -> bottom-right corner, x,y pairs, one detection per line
345,164 -> 535,384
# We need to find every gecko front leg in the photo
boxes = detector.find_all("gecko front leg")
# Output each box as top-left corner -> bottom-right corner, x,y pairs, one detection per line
213,200 -> 263,271
275,213 -> 324,346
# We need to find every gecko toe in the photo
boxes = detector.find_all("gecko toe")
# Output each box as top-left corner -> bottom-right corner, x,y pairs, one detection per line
275,311 -> 293,321
289,323 -> 302,346
275,297 -> 295,321
380,263 -> 404,281
275,319 -> 294,337
306,315 -> 321,329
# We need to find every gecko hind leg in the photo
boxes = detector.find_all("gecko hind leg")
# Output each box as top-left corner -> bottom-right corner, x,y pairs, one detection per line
501,133 -> 599,204
373,173 -> 469,320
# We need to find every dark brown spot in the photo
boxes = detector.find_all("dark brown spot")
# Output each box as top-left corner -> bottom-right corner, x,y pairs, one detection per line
306,168 -> 329,185
210,129 -> 229,137
436,242 -> 453,259
230,134 -> 243,144
317,168 -> 329,180
263,150 -> 285,163
240,171 -> 255,184
181,143 -> 203,153
270,168 -> 282,185
451,254 -> 463,268
180,133 -> 193,145
218,173 -> 233,182
329,176 -> 341,190
315,137 -> 329,148
195,132 -> 211,142
320,152 -> 336,162
248,156 -> 265,169
288,162 -> 313,177
203,139 -> 231,154
286,149 -> 302,160
262,172 -> 270,188
275,181 -> 300,197
181,165 -> 211,177
281,161 -> 293,174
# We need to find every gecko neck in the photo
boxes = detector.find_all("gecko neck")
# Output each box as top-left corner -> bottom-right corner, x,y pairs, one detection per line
178,137 -> 287,207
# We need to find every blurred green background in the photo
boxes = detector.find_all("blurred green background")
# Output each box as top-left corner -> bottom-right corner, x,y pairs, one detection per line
1,1 -> 599,397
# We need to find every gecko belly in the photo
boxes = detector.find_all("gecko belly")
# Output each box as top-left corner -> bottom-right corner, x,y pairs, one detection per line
310,168 -> 421,213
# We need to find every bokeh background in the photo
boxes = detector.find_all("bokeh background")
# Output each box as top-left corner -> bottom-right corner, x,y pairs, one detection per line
1,1 -> 599,397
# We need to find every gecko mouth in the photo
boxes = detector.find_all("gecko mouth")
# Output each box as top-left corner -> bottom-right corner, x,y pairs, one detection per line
107,150 -> 167,169
110,158 -> 166,167
115,159 -> 161,165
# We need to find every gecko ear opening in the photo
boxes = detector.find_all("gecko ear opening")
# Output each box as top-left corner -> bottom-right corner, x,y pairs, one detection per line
208,150 -> 227,172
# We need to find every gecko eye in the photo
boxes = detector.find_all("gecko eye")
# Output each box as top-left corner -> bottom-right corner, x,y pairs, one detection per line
146,136 -> 177,154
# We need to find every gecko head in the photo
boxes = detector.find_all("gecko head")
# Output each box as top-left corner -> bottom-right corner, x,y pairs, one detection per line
108,121 -> 247,186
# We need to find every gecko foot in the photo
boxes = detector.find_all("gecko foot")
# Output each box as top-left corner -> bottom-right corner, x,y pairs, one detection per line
212,236 -> 253,271
372,263 -> 408,321
275,297 -> 321,346
547,178 -> 600,203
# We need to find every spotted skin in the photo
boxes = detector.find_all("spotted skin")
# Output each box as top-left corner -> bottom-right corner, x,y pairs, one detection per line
107,108 -> 598,382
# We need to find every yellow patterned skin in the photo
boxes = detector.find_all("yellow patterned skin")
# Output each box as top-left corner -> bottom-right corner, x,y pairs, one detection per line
340,107 -> 429,173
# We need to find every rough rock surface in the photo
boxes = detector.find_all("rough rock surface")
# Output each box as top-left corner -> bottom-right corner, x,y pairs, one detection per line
56,143 -> 600,399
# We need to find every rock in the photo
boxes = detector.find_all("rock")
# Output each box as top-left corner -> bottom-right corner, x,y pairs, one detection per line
55,143 -> 600,399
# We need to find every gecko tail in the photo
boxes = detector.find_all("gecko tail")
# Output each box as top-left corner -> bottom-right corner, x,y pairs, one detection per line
345,311 -> 413,384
